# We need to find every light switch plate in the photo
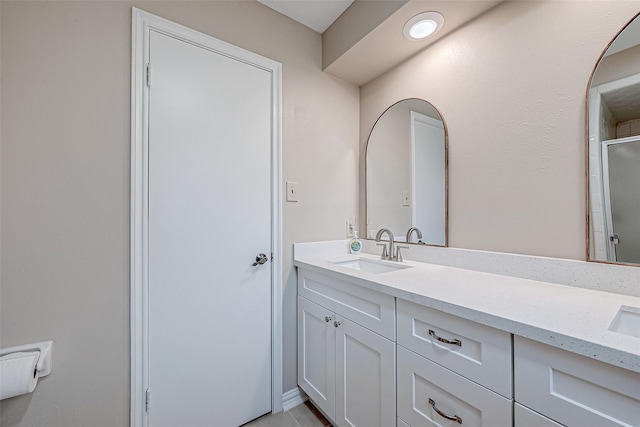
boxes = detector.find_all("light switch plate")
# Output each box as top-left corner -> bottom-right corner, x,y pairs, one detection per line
286,181 -> 298,202
402,191 -> 410,206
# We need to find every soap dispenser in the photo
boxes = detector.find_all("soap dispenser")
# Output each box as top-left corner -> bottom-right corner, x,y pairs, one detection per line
349,230 -> 362,255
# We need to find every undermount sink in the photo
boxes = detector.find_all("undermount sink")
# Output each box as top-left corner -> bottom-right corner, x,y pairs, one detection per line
608,306 -> 640,338
331,256 -> 412,274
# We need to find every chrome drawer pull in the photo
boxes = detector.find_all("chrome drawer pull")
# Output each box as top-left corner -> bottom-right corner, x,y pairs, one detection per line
325,316 -> 332,323
429,398 -> 462,424
429,329 -> 462,347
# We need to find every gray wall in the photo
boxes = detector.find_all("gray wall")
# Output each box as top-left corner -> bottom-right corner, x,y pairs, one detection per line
0,2 -> 358,426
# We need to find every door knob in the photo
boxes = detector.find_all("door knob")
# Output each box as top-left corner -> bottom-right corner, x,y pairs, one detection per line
252,253 -> 269,266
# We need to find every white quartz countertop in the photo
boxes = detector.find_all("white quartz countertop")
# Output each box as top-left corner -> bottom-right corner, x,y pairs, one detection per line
293,244 -> 640,373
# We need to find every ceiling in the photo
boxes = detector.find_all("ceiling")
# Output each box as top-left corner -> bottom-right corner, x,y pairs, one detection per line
602,81 -> 640,123
257,0 -> 354,33
258,0 -> 504,86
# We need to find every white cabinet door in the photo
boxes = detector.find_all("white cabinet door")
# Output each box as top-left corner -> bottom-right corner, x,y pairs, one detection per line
298,296 -> 336,420
335,318 -> 396,427
515,404 -> 563,427
515,336 -> 640,427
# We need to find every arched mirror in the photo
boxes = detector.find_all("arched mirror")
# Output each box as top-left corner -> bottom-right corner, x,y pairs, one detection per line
365,99 -> 447,246
588,13 -> 640,265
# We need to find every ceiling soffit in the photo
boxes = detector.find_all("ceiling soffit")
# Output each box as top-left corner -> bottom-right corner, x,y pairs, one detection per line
323,0 -> 504,86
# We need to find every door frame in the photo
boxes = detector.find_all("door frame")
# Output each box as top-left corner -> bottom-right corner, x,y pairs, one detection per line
130,8 -> 283,427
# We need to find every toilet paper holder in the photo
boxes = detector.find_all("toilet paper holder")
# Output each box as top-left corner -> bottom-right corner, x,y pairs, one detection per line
0,341 -> 53,378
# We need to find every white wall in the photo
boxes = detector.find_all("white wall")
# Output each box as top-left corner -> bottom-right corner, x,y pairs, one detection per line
0,2 -> 358,426
360,1 -> 640,261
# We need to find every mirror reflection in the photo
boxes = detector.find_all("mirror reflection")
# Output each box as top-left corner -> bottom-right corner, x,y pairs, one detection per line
366,99 -> 447,246
588,13 -> 640,265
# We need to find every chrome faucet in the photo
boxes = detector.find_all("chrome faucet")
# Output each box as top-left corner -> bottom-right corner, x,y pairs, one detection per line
375,228 -> 395,260
406,227 -> 423,243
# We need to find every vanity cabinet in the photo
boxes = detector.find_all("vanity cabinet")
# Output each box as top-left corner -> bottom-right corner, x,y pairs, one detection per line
514,404 -> 563,427
514,336 -> 640,427
396,300 -> 512,427
295,258 -> 640,427
297,269 -> 396,427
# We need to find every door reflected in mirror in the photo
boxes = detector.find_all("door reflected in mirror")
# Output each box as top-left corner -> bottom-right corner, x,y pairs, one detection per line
366,99 -> 447,246
588,13 -> 640,265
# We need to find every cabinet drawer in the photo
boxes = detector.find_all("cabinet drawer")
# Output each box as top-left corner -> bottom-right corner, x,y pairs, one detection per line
514,336 -> 640,427
397,299 -> 512,397
514,403 -> 562,427
298,268 -> 395,340
397,346 -> 512,427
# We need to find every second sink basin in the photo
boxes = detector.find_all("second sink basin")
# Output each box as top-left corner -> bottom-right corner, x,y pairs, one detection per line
331,256 -> 413,274
609,305 -> 640,338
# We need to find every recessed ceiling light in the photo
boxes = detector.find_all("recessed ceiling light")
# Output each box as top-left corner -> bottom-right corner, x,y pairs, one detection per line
403,12 -> 444,41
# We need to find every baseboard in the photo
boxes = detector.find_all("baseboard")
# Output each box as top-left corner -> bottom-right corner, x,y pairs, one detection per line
282,387 -> 307,412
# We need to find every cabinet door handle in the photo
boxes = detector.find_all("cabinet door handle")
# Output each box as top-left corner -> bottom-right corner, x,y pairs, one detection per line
325,316 -> 332,323
429,398 -> 462,424
334,320 -> 341,328
429,329 -> 462,347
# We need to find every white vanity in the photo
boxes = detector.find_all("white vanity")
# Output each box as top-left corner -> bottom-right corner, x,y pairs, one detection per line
294,241 -> 640,427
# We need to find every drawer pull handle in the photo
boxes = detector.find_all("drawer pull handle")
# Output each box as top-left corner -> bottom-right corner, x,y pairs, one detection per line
429,398 -> 462,424
334,320 -> 341,328
429,329 -> 462,347
325,316 -> 332,323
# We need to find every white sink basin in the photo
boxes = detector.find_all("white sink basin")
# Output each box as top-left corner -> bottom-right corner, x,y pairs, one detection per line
608,306 -> 640,338
331,256 -> 412,274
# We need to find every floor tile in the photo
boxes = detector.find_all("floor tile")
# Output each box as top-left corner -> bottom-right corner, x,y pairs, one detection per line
243,411 -> 300,427
242,401 -> 331,427
289,402 -> 332,427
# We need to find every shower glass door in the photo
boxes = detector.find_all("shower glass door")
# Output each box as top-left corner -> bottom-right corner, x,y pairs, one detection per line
602,137 -> 640,264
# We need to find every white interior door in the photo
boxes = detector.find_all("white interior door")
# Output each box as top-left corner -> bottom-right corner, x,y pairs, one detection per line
147,29 -> 273,426
411,112 -> 445,246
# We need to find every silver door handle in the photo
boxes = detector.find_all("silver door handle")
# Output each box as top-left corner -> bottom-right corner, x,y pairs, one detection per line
252,253 -> 269,266
611,233 -> 620,245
